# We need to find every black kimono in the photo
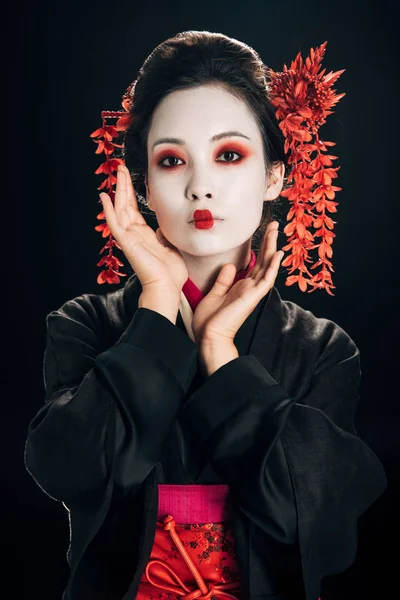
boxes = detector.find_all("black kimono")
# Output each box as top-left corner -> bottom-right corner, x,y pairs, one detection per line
24,272 -> 387,600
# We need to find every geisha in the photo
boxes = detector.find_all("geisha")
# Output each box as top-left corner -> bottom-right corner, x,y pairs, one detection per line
24,30 -> 387,600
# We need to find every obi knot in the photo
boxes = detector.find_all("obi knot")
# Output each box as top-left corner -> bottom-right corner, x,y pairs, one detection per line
143,513 -> 241,599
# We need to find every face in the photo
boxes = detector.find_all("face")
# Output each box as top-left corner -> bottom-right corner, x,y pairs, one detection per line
145,84 -> 283,257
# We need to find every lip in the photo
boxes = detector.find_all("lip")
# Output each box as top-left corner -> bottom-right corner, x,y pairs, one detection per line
190,209 -> 223,223
190,218 -> 223,222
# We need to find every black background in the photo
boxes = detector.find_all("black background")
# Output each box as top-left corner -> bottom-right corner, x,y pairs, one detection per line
7,0 -> 399,598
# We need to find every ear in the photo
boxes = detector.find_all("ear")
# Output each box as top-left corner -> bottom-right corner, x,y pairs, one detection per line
264,162 -> 285,201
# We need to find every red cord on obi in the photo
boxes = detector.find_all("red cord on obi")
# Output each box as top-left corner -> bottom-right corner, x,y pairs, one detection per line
138,514 -> 241,599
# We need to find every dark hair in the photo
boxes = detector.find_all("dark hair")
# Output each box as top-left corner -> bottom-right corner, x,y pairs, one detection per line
122,30 -> 290,249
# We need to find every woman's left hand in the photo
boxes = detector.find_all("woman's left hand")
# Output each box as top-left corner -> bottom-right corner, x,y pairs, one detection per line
192,221 -> 284,347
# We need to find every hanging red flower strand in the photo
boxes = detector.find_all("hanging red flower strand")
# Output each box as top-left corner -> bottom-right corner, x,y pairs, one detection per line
89,93 -> 134,284
269,41 -> 345,295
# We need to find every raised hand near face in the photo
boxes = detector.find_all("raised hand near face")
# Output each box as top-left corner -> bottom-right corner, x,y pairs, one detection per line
191,221 -> 284,346
100,165 -> 188,295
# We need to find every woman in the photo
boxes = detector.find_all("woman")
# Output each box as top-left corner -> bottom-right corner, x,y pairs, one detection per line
24,31 -> 387,600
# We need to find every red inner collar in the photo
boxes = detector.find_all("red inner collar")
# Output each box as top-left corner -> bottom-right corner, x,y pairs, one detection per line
182,249 -> 257,313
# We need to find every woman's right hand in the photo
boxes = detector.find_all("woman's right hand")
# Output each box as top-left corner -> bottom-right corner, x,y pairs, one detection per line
100,164 -> 188,295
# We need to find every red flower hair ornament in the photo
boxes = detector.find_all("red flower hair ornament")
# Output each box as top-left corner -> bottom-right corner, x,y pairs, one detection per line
90,41 -> 345,295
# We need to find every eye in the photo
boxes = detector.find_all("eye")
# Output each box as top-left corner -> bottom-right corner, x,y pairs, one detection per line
159,156 -> 184,168
157,149 -> 244,169
216,150 -> 243,163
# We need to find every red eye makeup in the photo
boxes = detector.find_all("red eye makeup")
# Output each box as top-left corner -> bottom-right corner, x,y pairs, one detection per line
215,142 -> 254,165
154,141 -> 254,169
153,148 -> 184,168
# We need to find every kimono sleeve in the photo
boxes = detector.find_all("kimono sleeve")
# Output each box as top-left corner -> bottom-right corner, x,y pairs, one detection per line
24,296 -> 197,508
178,320 -> 387,589
279,333 -> 387,600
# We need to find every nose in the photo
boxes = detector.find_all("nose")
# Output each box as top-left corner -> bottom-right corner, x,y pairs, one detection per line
190,191 -> 212,200
186,167 -> 215,201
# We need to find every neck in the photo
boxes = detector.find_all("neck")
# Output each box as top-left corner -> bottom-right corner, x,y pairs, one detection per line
180,239 -> 252,296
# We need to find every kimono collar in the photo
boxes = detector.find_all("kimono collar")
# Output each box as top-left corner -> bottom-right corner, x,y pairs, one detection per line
182,249 -> 258,313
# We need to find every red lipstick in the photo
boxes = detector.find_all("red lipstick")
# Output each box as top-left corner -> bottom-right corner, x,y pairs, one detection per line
193,209 -> 214,220
192,209 -> 215,230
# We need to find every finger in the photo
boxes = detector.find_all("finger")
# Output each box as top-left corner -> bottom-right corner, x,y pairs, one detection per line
118,164 -> 144,223
114,165 -> 145,227
260,225 -> 279,274
243,250 -> 284,312
114,167 -> 127,215
250,221 -> 279,281
257,251 -> 284,289
99,192 -> 119,235
108,169 -> 135,230
208,264 -> 237,297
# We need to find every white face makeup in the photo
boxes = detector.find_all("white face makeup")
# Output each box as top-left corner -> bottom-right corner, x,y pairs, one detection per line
146,84 -> 279,258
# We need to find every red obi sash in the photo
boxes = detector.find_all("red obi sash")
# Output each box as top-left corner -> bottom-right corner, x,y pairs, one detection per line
136,484 -> 322,600
137,484 -> 241,599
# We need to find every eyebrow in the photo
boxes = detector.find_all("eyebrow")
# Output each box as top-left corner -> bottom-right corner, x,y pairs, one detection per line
151,130 -> 251,150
